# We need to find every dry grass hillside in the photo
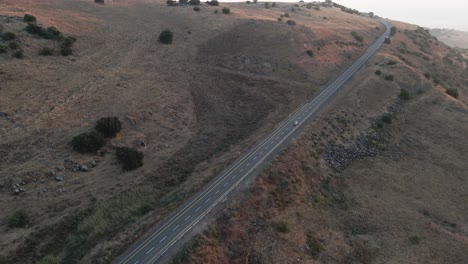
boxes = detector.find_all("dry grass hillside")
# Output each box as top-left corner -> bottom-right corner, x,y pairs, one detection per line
171,16 -> 468,264
430,28 -> 468,49
0,1 -> 384,263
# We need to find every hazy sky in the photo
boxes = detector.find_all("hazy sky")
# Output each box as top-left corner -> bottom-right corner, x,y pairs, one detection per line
334,0 -> 468,31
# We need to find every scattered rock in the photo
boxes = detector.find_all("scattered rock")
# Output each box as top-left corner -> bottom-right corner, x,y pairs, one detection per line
49,169 -> 56,176
90,160 -> 97,167
55,174 -> 64,181
80,165 -> 89,172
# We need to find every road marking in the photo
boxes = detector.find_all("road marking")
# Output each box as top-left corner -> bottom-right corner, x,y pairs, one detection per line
231,175 -> 236,179
159,236 -> 167,243
134,261 -> 139,264
195,206 -> 201,212
253,156 -> 257,160
146,247 -> 154,254
172,225 -> 180,231
246,162 -> 250,166
223,182 -> 228,187
240,168 -> 244,172
215,190 -> 219,194
184,215 -> 191,221
205,197 -> 211,203
270,141 -> 274,145
281,131 -> 285,135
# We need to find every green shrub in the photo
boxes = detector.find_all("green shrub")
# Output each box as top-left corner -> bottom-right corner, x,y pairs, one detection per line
306,232 -> 323,258
190,0 -> 200,4
2,32 -> 16,41
287,20 -> 296,26
274,220 -> 290,233
207,0 -> 219,6
433,78 -> 440,85
116,147 -> 144,170
46,27 -> 62,38
95,116 -> 122,138
13,50 -> 23,59
36,255 -> 61,264
61,46 -> 73,56
62,36 -> 77,47
399,89 -> 410,100
408,235 -> 420,245
264,2 -> 270,9
214,9 -> 219,14
25,23 -> 44,35
95,0 -> 105,3
246,1 -> 251,3
222,7 -> 230,14
0,23 -> 3,33
271,2 -> 277,7
39,47 -> 54,56
384,37 -> 391,44
23,14 -> 37,23
284,12 -> 290,18
386,60 -> 396,66
375,69 -> 382,75
0,45 -> 6,54
424,72 -> 431,79
277,17 -> 282,22
193,6 -> 200,11
71,131 -> 106,153
306,49 -> 314,57
384,75 -> 394,81
446,88 -> 459,99
8,42 -> 19,50
390,26 -> 397,36
382,114 -> 392,124
8,209 -> 30,228
159,29 -> 173,44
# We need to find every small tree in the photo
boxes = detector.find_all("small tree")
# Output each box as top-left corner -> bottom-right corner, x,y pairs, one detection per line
222,7 -> 230,14
306,50 -> 314,57
8,209 -> 30,228
72,131 -> 106,153
284,12 -> 290,18
116,147 -> 144,170
193,6 -> 201,11
13,50 -> 23,59
287,20 -> 296,26
95,117 -> 122,138
264,2 -> 270,9
382,114 -> 392,124
159,29 -> 173,44
390,26 -> 397,36
384,75 -> 394,81
23,14 -> 37,23
375,69 -> 382,75
190,0 -> 200,5
207,0 -> 219,6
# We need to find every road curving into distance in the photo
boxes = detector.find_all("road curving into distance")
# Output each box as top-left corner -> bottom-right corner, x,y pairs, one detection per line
116,21 -> 392,264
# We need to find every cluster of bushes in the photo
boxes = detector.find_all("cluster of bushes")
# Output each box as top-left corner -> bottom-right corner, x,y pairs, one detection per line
332,2 -> 360,15
335,40 -> 363,47
350,31 -> 364,43
71,117 -> 143,170
274,220 -> 290,233
193,6 -> 200,11
287,20 -> 296,26
0,31 -> 24,59
23,14 -> 77,56
399,89 -> 410,100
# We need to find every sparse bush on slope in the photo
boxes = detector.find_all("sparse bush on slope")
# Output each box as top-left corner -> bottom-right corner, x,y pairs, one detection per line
445,88 -> 459,98
287,20 -> 296,26
72,131 -> 106,153
95,116 -> 122,138
222,7 -> 230,14
116,147 -> 144,170
159,29 -> 173,44
2,32 -> 16,41
39,47 -> 54,56
8,209 -> 31,228
23,14 -> 37,23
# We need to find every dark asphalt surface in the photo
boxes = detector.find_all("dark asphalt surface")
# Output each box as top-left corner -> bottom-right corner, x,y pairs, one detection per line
116,21 -> 392,264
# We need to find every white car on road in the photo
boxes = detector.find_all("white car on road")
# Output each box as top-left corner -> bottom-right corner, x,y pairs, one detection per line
293,120 -> 299,126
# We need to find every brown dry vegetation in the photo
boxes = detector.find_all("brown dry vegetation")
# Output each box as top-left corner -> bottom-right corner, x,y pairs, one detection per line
0,1 -> 384,263
173,16 -> 468,264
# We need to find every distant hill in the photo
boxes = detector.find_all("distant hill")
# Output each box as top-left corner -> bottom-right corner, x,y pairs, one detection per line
430,28 -> 468,49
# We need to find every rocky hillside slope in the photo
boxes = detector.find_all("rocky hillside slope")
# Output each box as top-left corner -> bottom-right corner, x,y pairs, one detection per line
171,14 -> 468,264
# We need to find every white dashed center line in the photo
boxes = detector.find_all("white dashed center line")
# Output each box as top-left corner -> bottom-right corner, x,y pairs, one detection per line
215,190 -> 220,194
184,215 -> 191,221
223,182 -> 228,187
205,197 -> 211,203
159,236 -> 167,243
195,206 -> 201,212
172,225 -> 180,231
146,247 -> 154,254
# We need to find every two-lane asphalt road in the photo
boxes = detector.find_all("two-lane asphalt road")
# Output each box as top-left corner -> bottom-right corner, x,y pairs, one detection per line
117,21 -> 392,264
